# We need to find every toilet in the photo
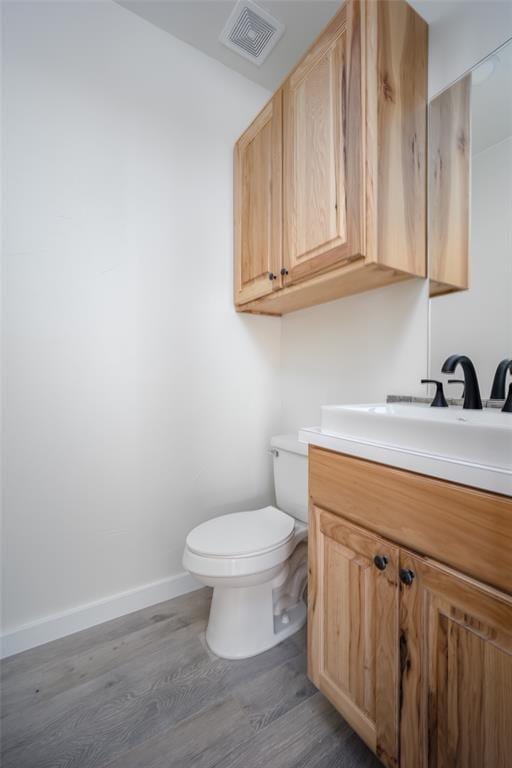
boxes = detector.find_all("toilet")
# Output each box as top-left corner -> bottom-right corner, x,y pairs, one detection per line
182,434 -> 308,659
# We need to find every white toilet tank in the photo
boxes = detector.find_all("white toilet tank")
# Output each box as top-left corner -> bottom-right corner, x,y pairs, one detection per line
270,435 -> 308,524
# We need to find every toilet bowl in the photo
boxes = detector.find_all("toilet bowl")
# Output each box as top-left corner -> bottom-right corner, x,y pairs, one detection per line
182,434 -> 308,659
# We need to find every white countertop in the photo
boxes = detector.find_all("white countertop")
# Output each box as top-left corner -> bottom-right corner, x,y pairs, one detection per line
299,426 -> 512,497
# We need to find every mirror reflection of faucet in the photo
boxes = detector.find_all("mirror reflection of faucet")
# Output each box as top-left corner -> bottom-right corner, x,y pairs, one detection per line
503,382 -> 512,414
490,358 -> 512,399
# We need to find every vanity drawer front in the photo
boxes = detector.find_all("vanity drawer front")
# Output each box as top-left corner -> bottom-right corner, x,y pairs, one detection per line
309,446 -> 512,595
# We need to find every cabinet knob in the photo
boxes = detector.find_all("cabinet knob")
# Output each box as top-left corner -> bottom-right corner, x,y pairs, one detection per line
268,272 -> 277,281
280,268 -> 289,276
374,555 -> 389,571
399,568 -> 415,586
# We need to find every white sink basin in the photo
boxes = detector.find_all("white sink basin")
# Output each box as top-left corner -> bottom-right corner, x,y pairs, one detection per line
320,403 -> 512,471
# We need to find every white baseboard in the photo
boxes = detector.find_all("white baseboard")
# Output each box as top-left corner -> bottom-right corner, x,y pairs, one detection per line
1,571 -> 200,659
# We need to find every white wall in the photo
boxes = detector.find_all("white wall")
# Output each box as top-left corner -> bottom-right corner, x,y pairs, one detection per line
430,137 -> 512,396
1,0 -> 278,648
280,281 -> 429,432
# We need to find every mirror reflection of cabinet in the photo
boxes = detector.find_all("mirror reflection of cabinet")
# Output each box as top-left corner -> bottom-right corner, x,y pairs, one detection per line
428,40 -> 512,396
428,75 -> 471,296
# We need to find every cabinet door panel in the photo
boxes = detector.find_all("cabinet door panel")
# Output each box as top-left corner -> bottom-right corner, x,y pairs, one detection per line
234,93 -> 282,305
308,506 -> 399,767
291,42 -> 345,260
324,536 -> 376,718
400,552 -> 512,768
241,119 -> 272,283
283,3 -> 363,284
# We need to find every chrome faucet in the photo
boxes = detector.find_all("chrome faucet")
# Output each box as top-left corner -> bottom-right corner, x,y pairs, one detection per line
441,355 -> 482,410
490,358 -> 512,400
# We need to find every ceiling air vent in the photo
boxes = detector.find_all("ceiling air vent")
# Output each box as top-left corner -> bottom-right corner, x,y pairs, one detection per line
219,0 -> 284,66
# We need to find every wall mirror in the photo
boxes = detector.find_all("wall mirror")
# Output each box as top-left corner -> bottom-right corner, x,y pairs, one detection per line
428,38 -> 512,398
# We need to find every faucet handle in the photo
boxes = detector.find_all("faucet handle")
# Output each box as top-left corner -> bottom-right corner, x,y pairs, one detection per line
421,379 -> 448,408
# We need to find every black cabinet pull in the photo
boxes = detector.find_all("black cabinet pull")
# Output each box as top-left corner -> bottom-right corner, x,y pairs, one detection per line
280,268 -> 289,276
268,272 -> 277,281
399,568 -> 415,586
374,555 -> 389,571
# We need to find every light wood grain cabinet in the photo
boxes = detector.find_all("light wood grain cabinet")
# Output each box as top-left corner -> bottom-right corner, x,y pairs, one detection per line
308,507 -> 400,767
234,0 -> 428,315
282,8 -> 360,285
400,553 -> 512,768
308,447 -> 512,767
234,93 -> 282,306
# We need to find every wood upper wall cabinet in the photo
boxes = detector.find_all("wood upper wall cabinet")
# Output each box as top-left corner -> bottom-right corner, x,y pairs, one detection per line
308,507 -> 400,768
234,93 -> 282,306
234,0 -> 428,315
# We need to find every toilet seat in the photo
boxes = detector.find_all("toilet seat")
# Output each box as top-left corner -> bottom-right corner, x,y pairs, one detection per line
186,506 -> 295,558
183,507 -> 304,580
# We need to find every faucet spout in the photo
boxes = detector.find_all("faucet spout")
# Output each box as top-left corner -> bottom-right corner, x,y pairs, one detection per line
441,354 -> 482,410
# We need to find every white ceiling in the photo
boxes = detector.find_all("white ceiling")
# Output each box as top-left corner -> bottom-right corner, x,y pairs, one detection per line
116,0 -> 469,91
117,1 -> 340,91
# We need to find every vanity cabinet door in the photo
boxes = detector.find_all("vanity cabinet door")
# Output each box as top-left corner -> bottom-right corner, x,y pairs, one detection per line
399,551 -> 512,768
282,2 -> 363,285
234,92 -> 282,306
308,506 -> 400,768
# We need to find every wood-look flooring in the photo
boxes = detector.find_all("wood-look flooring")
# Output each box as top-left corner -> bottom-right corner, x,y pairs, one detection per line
1,588 -> 380,768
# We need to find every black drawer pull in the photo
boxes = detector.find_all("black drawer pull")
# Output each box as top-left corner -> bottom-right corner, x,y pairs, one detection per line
399,569 -> 415,586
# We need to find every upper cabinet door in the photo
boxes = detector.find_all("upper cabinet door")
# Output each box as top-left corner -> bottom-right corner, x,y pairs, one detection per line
400,552 -> 512,768
308,506 -> 399,768
282,3 -> 363,285
234,93 -> 282,306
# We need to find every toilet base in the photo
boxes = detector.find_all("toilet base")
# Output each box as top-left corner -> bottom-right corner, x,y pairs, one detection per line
205,577 -> 307,660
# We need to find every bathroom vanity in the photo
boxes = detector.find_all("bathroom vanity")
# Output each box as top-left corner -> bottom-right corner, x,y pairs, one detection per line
301,27 -> 512,762
303,422 -> 512,768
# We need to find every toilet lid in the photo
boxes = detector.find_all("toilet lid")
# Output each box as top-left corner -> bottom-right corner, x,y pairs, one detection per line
186,506 -> 295,558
